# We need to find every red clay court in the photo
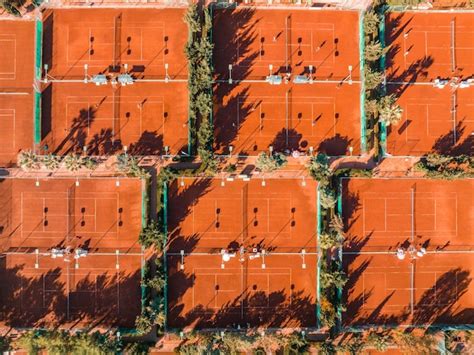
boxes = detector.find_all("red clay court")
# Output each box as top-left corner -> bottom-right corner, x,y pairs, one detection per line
43,9 -> 188,79
0,21 -> 35,166
214,81 -> 361,156
386,84 -> 473,155
166,177 -> 318,329
0,178 -> 144,328
213,8 -> 360,80
341,178 -> 473,327
41,81 -> 188,155
385,12 -> 474,81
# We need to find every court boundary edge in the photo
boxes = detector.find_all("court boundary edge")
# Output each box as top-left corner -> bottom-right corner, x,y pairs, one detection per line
359,11 -> 367,154
163,181 -> 169,331
316,184 -> 321,329
379,5 -> 388,157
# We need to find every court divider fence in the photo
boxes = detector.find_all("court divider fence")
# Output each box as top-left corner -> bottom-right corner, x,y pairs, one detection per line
34,18 -> 43,145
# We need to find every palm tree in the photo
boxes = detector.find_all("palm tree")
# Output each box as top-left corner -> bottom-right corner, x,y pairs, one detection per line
319,187 -> 337,209
365,41 -> 384,62
364,67 -> 384,90
42,154 -> 61,170
378,95 -> 403,126
18,150 -> 39,170
63,154 -> 83,172
364,11 -> 380,38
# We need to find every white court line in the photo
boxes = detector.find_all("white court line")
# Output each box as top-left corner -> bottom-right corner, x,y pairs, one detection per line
0,38 -> 16,79
0,109 -> 16,150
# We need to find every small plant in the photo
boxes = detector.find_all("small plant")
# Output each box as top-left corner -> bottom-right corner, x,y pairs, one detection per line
319,295 -> 337,328
364,11 -> 380,37
0,1 -> 21,17
255,152 -> 287,173
319,186 -> 337,209
116,153 -> 148,178
18,150 -> 40,170
224,163 -> 237,173
364,67 -> 384,91
139,221 -> 166,250
42,154 -> 61,170
319,231 -> 344,250
307,153 -> 331,185
367,332 -> 392,352
378,95 -> 403,126
64,154 -> 83,172
82,156 -> 98,170
365,41 -> 385,62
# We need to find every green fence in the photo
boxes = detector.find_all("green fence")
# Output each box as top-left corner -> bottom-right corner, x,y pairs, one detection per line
140,178 -> 148,310
359,11 -> 367,154
379,6 -> 388,156
316,186 -> 321,329
34,18 -> 43,80
33,18 -> 43,145
336,179 -> 344,332
162,182 -> 169,330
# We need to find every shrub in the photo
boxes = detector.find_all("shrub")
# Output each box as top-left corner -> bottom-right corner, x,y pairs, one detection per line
63,154 -> 83,172
139,221 -> 166,250
42,154 -> 61,170
365,41 -> 385,62
307,153 -> 331,185
18,150 -> 40,170
364,67 -> 384,91
319,186 -> 337,210
364,11 -> 380,38
255,152 -> 287,173
82,156 -> 98,170
319,296 -> 337,328
378,95 -> 403,126
1,1 -> 21,17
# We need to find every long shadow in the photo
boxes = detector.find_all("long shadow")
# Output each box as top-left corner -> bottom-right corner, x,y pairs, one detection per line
128,131 -> 164,156
387,55 -> 434,96
53,105 -> 98,155
412,268 -> 472,326
213,6 -> 259,154
169,287 -> 317,329
432,121 -> 473,156
166,178 -> 213,252
86,128 -> 122,156
0,259 -> 143,328
318,134 -> 351,156
42,11 -> 54,76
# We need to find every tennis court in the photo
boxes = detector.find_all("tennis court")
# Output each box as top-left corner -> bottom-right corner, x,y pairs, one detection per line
167,177 -> 318,329
0,95 -> 34,167
41,81 -> 188,155
213,8 -> 360,80
386,84 -> 473,155
386,12 -> 474,81
0,177 -> 144,328
0,21 -> 35,166
341,178 -> 473,327
214,81 -> 361,156
43,8 -> 187,79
